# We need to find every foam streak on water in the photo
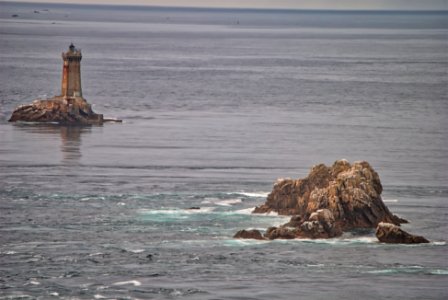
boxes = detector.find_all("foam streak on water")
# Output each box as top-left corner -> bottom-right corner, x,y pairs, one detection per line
0,2 -> 447,300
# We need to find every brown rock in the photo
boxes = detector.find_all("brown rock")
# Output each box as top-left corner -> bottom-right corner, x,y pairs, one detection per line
297,209 -> 342,239
253,160 -> 406,230
264,226 -> 298,240
264,209 -> 343,240
9,97 -> 104,125
376,222 -> 429,244
233,229 -> 265,240
283,215 -> 303,227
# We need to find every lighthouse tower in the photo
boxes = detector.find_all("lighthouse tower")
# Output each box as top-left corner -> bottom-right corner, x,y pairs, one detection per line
8,43 -> 119,124
61,43 -> 82,98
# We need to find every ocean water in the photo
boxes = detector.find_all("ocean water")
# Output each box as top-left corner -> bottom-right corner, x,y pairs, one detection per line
0,2 -> 448,299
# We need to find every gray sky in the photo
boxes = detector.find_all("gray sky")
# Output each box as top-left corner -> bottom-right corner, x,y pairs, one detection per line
5,0 -> 448,10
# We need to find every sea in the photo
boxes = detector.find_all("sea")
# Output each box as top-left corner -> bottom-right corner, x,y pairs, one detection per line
0,2 -> 447,299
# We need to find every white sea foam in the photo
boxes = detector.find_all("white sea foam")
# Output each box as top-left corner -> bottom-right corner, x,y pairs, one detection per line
200,199 -> 214,204
235,207 -> 278,217
223,239 -> 269,247
366,265 -> 433,275
139,207 -> 215,215
383,199 -> 399,203
29,280 -> 40,285
367,269 -> 397,274
273,236 -> 378,245
215,198 -> 242,206
94,295 -> 107,299
306,263 -> 325,268
432,241 -> 446,246
343,236 -> 378,244
170,290 -> 183,296
128,249 -> 144,253
89,252 -> 105,257
246,227 -> 269,231
234,207 -> 256,215
112,280 -> 141,286
429,269 -> 448,275
259,211 -> 281,217
234,192 -> 269,198
201,197 -> 242,206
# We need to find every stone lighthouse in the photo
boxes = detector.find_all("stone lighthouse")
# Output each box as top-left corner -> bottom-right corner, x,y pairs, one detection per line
61,43 -> 82,98
9,44 -> 121,124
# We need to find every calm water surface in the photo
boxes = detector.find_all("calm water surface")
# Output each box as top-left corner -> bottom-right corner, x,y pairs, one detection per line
0,2 -> 447,299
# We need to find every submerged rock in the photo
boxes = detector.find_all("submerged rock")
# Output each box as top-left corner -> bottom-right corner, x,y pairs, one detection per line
233,229 -> 265,240
376,222 -> 429,244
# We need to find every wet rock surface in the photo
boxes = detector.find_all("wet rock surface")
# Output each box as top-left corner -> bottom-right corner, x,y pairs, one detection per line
264,226 -> 297,240
376,222 -> 429,244
233,229 -> 265,240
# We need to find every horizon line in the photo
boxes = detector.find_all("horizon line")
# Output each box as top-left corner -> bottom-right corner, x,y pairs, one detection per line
2,0 -> 448,12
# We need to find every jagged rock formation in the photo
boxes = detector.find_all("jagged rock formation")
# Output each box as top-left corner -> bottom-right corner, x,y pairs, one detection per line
9,97 -> 104,125
235,160 -> 429,242
254,160 -> 406,230
376,222 -> 429,244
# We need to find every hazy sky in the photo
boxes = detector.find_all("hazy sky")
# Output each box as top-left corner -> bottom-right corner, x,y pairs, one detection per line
5,0 -> 448,10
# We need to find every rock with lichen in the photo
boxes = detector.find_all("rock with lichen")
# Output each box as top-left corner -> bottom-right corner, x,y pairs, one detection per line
254,160 -> 406,231
235,160 -> 428,242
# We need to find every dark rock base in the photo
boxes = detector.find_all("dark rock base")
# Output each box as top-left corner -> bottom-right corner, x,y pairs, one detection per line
233,229 -> 265,240
9,97 -> 109,125
376,222 -> 429,244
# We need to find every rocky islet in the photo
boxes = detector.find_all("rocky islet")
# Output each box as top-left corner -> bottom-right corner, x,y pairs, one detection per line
9,44 -> 120,125
234,160 -> 429,244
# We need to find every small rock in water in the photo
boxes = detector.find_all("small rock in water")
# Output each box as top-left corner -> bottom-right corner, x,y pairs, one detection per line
376,222 -> 429,244
264,226 -> 297,240
233,229 -> 265,240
